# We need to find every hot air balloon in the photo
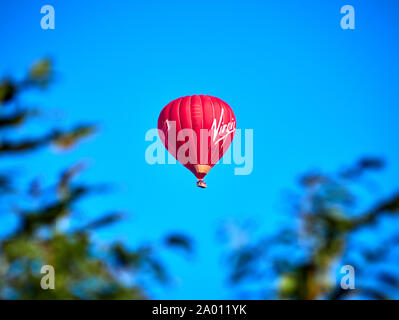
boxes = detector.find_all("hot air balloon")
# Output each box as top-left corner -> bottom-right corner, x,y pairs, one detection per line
158,95 -> 236,188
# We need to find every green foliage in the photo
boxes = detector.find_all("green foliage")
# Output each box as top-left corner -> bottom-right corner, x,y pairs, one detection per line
0,60 -> 191,299
222,158 -> 399,299
0,80 -> 16,104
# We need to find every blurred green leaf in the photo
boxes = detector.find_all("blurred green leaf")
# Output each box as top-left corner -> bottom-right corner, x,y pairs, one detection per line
0,109 -> 38,128
52,125 -> 97,150
164,233 -> 193,254
78,212 -> 124,231
0,80 -> 16,105
28,59 -> 53,88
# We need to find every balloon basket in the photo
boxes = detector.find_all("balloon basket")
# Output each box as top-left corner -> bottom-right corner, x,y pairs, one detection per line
197,180 -> 207,188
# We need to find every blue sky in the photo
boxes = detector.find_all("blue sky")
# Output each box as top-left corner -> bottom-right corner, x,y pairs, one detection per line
1,0 -> 399,299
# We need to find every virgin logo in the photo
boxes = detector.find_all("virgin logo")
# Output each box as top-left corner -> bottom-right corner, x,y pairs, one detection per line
164,109 -> 236,146
211,109 -> 236,145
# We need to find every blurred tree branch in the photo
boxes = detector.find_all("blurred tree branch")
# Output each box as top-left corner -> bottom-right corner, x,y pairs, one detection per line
0,59 -> 190,299
222,158 -> 399,299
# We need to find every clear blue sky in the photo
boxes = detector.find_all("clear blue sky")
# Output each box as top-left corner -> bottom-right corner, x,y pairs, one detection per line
1,0 -> 399,299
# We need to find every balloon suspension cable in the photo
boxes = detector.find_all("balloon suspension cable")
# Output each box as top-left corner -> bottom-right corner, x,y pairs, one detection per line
197,179 -> 207,188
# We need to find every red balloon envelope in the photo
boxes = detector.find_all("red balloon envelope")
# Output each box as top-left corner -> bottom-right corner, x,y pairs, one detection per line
158,95 -> 236,188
